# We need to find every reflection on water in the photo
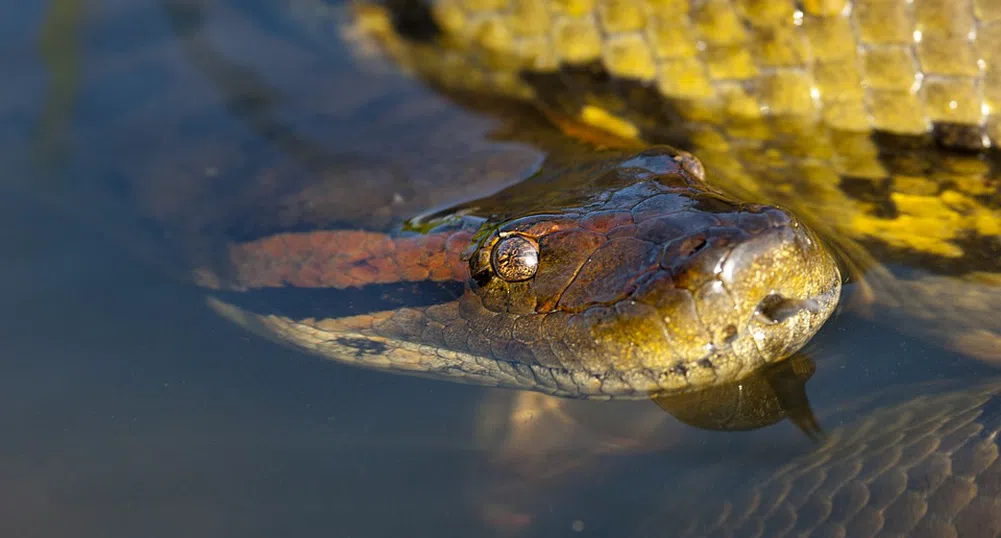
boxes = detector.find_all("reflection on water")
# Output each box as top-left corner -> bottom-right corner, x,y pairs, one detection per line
4,0 -> 1001,536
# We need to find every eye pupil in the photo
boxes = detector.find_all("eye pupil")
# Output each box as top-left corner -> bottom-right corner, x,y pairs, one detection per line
491,235 -> 539,282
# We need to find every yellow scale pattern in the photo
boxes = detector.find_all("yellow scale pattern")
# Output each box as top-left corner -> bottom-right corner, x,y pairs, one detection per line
353,0 -> 1001,259
375,0 -> 1001,140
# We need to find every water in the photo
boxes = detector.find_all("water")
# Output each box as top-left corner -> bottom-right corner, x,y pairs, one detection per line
3,1 -> 999,537
4,4 -> 492,535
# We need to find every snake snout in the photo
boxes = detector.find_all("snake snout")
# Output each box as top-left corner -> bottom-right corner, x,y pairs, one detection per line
717,214 -> 841,365
613,207 -> 841,394
754,293 -> 821,324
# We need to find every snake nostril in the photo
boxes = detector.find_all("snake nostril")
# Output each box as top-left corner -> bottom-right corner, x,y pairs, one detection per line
755,293 -> 819,324
756,294 -> 795,324
721,324 -> 738,344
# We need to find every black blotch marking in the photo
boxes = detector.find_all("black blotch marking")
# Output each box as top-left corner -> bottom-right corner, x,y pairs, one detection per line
519,61 -> 691,148
874,134 -> 940,178
336,336 -> 389,358
697,358 -> 714,369
933,122 -> 990,152
953,233 -> 1001,270
212,280 -> 466,320
860,232 -> 1001,276
872,131 -> 936,154
838,176 -> 898,219
670,363 -> 689,376
858,129 -> 1001,276
870,127 -> 995,176
383,0 -> 441,42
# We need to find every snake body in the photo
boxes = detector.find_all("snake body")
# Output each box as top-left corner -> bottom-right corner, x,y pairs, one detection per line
187,0 -> 1001,398
642,380 -> 1001,537
350,0 -> 1001,146
327,0 -> 1001,360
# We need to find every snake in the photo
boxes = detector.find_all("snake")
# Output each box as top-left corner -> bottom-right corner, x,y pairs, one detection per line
154,0 -> 1001,401
163,0 -> 848,401
123,0 -> 1001,534
121,1 -> 1001,535
202,143 -> 839,399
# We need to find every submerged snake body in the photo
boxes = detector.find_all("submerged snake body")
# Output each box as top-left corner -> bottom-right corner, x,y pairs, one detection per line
644,381 -> 1001,537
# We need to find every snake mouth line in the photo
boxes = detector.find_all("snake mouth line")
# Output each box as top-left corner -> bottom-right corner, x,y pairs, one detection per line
202,282 -> 840,401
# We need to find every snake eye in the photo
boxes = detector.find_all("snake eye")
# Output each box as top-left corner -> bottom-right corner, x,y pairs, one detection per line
491,235 -> 539,282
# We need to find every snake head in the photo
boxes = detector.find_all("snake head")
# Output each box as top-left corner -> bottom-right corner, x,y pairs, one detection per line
465,148 -> 841,396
